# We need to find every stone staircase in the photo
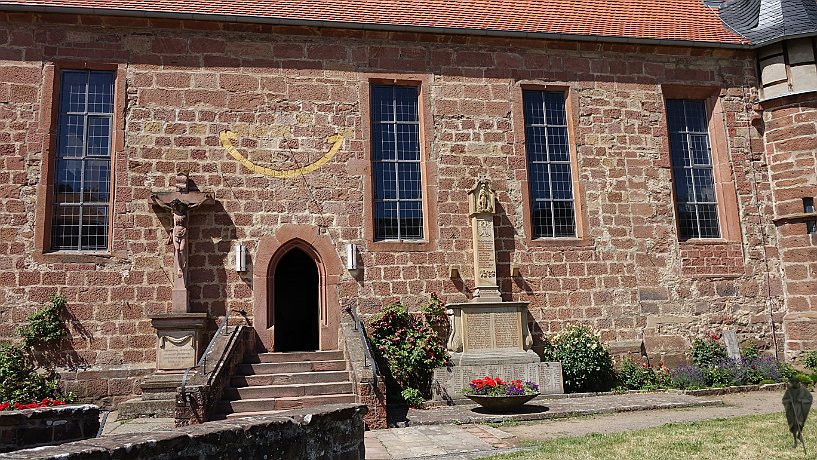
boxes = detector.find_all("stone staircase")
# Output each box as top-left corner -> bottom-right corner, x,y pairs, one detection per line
216,350 -> 356,418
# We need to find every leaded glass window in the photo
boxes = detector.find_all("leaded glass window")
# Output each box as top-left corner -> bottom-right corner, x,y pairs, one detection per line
51,70 -> 114,251
666,99 -> 720,239
371,84 -> 424,240
523,90 -> 576,238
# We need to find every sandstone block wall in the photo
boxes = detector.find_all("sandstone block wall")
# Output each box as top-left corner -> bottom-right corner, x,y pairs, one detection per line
0,10 -> 789,401
762,93 -> 817,356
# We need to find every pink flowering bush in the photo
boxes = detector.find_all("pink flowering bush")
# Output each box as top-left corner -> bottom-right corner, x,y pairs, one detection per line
370,298 -> 449,404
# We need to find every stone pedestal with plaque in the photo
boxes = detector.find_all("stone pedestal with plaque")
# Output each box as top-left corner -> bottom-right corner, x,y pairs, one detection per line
432,179 -> 563,402
119,173 -> 214,418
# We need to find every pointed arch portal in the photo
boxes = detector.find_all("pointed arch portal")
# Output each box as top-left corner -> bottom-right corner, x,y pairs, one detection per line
273,247 -> 319,351
253,224 -> 343,352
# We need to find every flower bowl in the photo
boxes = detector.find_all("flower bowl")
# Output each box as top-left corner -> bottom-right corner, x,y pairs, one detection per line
465,393 -> 540,412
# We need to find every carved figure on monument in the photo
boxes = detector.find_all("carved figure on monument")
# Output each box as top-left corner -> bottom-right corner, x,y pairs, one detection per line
168,203 -> 188,279
149,172 -> 213,313
472,179 -> 495,215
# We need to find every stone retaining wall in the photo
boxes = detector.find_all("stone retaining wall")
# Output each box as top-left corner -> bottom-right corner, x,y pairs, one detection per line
0,404 -> 99,453
1,404 -> 366,460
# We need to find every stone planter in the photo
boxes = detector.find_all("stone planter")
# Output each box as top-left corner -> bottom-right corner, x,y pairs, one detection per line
464,393 -> 539,412
0,404 -> 99,452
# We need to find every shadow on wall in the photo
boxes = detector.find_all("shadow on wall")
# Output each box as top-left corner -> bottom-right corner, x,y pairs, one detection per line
150,181 -> 248,332
38,305 -> 93,371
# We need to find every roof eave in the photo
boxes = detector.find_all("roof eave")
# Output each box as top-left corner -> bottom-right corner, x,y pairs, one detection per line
0,3 -> 752,49
748,30 -> 817,48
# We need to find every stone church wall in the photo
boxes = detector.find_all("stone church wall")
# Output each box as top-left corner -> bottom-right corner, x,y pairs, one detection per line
761,93 -> 817,357
0,11 -> 786,402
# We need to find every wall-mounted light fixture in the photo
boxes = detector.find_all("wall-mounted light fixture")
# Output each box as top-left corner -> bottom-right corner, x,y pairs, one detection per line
346,243 -> 358,270
449,266 -> 460,279
235,243 -> 246,272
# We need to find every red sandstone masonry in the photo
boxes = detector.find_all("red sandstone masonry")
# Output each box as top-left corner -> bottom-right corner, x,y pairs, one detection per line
761,93 -> 817,356
0,11 -> 785,399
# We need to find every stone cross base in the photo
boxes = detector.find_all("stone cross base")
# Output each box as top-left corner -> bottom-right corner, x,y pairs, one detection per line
149,313 -> 209,372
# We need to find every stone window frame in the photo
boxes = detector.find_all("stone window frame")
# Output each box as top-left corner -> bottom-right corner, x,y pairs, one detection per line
34,62 -> 126,263
513,83 -> 591,248
660,85 -> 741,244
359,74 -> 438,252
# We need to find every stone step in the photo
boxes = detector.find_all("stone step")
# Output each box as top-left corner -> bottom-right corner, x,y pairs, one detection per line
217,394 -> 357,414
220,410 -> 286,420
222,382 -> 354,400
237,360 -> 347,375
244,350 -> 345,364
231,370 -> 351,387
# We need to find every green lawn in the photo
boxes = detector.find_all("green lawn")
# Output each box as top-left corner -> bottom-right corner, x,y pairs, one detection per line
482,412 -> 815,460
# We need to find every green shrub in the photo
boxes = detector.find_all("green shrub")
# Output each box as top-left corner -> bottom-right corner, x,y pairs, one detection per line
796,374 -> 812,386
0,344 -> 62,404
706,364 -> 739,387
18,294 -> 68,348
0,294 -> 71,405
542,324 -> 614,393
801,350 -> 817,372
400,388 -> 425,408
740,342 -> 760,360
690,335 -> 726,368
615,357 -> 671,390
370,298 -> 449,399
779,361 -> 800,380
420,293 -> 447,327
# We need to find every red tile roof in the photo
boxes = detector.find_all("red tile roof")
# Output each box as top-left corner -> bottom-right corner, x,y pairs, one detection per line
0,0 -> 749,46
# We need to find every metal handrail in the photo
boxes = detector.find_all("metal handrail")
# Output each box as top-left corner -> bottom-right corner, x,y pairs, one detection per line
180,309 -> 247,399
345,307 -> 379,385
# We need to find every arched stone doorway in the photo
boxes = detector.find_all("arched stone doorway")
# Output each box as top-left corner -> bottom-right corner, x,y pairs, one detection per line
253,224 -> 342,352
272,247 -> 319,351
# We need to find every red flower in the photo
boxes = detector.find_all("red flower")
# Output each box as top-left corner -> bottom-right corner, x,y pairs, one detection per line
642,363 -> 648,368
657,361 -> 664,367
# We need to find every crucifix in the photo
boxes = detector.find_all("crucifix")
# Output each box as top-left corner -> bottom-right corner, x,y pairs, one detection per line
150,172 -> 213,313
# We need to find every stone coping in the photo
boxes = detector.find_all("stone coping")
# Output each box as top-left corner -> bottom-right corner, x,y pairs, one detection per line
394,393 -> 725,427
0,404 -> 100,453
0,403 -> 367,459
393,383 -> 788,426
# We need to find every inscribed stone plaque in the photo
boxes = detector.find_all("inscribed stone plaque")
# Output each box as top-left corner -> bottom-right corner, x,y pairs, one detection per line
465,313 -> 492,350
473,217 -> 497,287
156,332 -> 196,370
722,330 -> 741,360
494,311 -> 521,348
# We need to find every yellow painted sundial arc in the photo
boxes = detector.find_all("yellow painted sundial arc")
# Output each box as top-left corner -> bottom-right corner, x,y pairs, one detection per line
219,130 -> 344,179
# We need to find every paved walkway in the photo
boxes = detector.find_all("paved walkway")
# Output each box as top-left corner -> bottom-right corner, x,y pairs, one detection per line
100,390 -> 787,459
365,390 -> 786,459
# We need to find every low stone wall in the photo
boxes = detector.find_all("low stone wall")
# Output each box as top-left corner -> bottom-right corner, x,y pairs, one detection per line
2,404 -> 367,460
59,366 -> 154,408
340,315 -> 387,429
0,404 -> 99,453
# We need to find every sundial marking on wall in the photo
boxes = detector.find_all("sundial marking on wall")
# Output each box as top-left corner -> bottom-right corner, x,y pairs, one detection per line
219,129 -> 344,179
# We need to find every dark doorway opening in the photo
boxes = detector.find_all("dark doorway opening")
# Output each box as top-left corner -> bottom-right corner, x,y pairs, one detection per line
273,247 -> 319,352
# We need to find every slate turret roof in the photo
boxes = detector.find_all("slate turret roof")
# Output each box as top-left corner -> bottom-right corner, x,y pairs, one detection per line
0,0 -> 749,46
719,0 -> 817,45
